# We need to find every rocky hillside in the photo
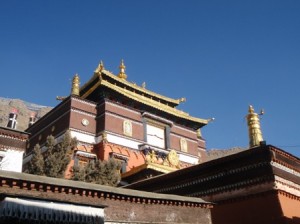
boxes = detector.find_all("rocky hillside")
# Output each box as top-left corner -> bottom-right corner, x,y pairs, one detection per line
205,147 -> 246,161
0,97 -> 52,131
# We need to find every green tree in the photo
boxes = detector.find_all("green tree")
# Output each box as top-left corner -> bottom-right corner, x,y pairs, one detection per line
26,144 -> 44,175
71,158 -> 121,186
27,131 -> 77,178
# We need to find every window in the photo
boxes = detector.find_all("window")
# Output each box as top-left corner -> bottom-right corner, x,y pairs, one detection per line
146,123 -> 165,148
109,152 -> 128,173
74,151 -> 96,167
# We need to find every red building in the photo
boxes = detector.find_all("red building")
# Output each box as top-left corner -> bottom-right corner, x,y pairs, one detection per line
125,106 -> 300,224
24,61 -> 210,183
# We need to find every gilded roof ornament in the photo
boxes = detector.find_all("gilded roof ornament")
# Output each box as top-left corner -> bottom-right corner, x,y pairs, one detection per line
145,150 -> 158,163
118,59 -> 127,80
142,82 -> 146,89
56,96 -> 66,101
178,97 -> 186,103
71,74 -> 80,96
95,61 -> 104,73
247,105 -> 264,148
163,150 -> 180,168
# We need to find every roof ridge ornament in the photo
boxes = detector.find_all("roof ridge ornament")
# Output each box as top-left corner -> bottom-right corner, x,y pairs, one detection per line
71,74 -> 80,96
178,97 -> 186,103
247,105 -> 264,148
118,59 -> 127,80
95,60 -> 104,73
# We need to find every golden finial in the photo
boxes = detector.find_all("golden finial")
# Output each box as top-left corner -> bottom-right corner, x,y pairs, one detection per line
56,96 -> 66,101
197,129 -> 202,138
71,74 -> 80,96
95,61 -> 104,73
118,59 -> 127,80
179,97 -> 186,103
247,105 -> 264,148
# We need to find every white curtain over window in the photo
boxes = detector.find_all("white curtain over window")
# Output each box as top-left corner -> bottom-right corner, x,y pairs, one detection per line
146,124 -> 165,148
0,197 -> 104,224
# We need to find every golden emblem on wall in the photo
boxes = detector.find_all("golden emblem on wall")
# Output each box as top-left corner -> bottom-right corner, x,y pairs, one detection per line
81,118 -> 89,126
180,138 -> 188,152
167,150 -> 179,167
123,120 -> 132,136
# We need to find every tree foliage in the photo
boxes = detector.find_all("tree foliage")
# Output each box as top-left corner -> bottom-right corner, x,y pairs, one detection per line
26,131 -> 77,178
71,158 -> 121,186
26,131 -> 121,186
26,144 -> 44,175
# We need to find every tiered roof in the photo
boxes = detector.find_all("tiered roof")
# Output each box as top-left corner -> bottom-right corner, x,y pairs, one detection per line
78,61 -> 209,128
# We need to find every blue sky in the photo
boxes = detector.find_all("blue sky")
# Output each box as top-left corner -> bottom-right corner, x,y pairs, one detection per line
1,1 -> 300,156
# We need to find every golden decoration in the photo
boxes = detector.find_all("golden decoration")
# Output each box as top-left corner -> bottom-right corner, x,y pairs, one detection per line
247,105 -> 264,147
178,97 -> 186,103
118,59 -> 127,80
95,61 -> 104,73
100,79 -> 208,124
180,138 -> 188,152
71,74 -> 80,96
81,68 -> 183,106
167,150 -> 179,167
56,96 -> 66,101
123,120 -> 132,136
81,118 -> 89,126
145,150 -> 158,163
197,129 -> 202,138
101,131 -> 108,143
79,62 -> 209,126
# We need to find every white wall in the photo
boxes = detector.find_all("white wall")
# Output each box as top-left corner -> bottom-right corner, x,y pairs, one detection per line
0,149 -> 24,172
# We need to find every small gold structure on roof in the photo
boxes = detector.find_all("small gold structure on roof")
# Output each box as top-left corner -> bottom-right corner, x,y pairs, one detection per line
95,61 -> 105,73
79,61 -> 209,127
247,105 -> 264,148
71,74 -> 80,96
118,59 -> 127,80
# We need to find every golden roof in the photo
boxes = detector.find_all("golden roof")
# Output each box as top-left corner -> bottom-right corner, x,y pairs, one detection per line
80,62 -> 209,126
121,162 -> 177,179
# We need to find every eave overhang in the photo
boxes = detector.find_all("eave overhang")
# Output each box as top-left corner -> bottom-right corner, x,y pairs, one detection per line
80,70 -> 209,128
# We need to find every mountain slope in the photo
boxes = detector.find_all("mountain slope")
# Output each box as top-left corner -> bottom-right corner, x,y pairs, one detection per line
0,97 -> 52,131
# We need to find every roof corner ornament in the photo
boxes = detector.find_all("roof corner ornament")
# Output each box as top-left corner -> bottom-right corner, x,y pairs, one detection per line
247,105 -> 264,148
71,73 -> 80,96
56,96 -> 66,101
179,97 -> 186,103
142,82 -> 146,89
118,59 -> 127,80
95,60 -> 104,73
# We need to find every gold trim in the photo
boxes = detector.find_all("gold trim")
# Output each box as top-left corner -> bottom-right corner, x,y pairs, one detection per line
121,163 -> 177,178
102,70 -> 181,105
81,77 -> 102,99
101,79 -> 208,124
79,69 -> 208,125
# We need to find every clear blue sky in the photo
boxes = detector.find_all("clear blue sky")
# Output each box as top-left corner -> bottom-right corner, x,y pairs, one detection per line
1,1 -> 300,156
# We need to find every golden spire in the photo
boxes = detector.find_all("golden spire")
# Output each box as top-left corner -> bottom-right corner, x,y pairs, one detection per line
71,74 -> 80,96
247,105 -> 264,148
95,60 -> 104,73
118,59 -> 127,80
